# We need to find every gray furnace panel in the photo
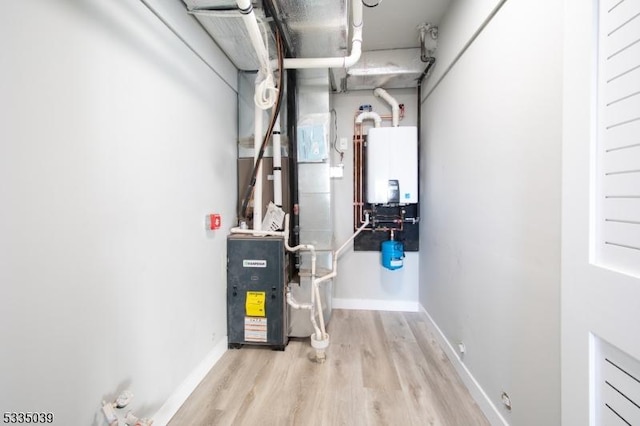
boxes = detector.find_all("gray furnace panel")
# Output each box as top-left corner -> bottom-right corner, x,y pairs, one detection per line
227,235 -> 287,350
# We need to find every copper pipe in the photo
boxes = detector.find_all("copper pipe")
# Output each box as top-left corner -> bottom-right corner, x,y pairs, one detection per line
351,106 -> 406,232
356,123 -> 364,229
352,133 -> 358,229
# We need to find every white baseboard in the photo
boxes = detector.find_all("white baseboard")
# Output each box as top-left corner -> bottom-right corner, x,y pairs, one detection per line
332,298 -> 419,312
153,337 -> 228,425
419,305 -> 508,426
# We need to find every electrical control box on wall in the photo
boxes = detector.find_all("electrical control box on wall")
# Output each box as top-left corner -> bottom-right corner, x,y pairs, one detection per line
366,126 -> 418,204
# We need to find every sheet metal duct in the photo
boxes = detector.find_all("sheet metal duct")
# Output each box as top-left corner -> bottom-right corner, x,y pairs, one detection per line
289,69 -> 333,337
184,0 -> 423,90
183,0 -> 347,70
182,0 -> 276,70
331,48 -> 426,91
270,0 -> 348,58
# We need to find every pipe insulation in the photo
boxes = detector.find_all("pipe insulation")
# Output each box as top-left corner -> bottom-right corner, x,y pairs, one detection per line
373,87 -> 400,126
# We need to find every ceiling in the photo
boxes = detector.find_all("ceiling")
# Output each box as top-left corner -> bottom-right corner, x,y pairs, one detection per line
361,0 -> 449,51
183,0 -> 451,89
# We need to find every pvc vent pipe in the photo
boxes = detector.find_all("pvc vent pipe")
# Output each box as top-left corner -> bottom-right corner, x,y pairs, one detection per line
273,115 -> 282,207
373,87 -> 400,126
236,0 -> 271,73
355,111 -> 382,127
253,104 -> 263,231
236,0 -> 277,109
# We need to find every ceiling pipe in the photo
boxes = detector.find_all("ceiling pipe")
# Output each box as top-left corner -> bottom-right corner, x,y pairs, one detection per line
236,0 -> 277,112
373,87 -> 399,127
281,0 -> 363,69
236,0 -> 272,73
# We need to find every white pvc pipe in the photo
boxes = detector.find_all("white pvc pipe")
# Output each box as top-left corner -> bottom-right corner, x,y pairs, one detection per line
286,291 -> 312,310
253,103 -> 263,231
229,227 -> 284,237
236,0 -> 271,73
237,0 -> 276,110
314,214 -> 370,287
233,213 -> 370,348
273,116 -> 282,207
374,87 -> 400,127
355,111 -> 382,128
231,215 -> 324,338
282,0 -> 363,69
313,282 -> 326,338
307,213 -> 370,350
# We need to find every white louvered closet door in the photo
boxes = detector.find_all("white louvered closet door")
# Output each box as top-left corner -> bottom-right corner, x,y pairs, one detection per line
563,0 -> 640,424
594,338 -> 640,426
596,0 -> 640,277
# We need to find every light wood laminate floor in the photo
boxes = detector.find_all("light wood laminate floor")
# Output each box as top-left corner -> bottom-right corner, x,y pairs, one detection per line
169,309 -> 490,426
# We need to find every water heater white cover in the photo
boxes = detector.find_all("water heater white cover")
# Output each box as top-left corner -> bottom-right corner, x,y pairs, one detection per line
366,126 -> 418,204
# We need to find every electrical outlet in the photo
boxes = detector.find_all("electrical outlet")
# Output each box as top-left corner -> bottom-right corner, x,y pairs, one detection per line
330,165 -> 344,178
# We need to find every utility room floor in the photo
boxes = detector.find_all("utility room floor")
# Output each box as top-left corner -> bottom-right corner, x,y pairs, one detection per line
169,309 -> 490,426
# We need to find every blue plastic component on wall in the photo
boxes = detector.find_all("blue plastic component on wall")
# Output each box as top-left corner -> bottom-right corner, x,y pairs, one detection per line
381,240 -> 404,270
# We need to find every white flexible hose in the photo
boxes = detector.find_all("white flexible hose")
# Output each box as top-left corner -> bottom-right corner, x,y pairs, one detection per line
254,72 -> 278,110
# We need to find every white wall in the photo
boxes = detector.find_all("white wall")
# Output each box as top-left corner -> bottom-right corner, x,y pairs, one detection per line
330,89 -> 419,311
419,0 -> 562,424
422,0 -> 503,98
0,1 -> 236,424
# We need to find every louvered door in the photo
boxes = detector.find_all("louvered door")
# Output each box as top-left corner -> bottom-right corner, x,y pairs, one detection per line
596,0 -> 640,276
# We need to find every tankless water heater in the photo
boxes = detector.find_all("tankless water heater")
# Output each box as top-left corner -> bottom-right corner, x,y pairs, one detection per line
366,126 -> 418,204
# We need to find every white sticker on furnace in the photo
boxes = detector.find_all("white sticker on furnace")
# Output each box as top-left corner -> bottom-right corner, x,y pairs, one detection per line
244,317 -> 267,342
243,259 -> 267,268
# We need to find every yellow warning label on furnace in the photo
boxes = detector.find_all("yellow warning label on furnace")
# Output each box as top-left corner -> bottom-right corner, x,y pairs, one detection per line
245,291 -> 266,317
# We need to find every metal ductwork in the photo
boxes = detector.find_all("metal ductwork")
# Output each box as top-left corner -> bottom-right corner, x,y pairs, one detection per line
269,0 -> 348,59
331,48 -> 426,92
183,0 -> 432,90
183,0 -> 277,70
